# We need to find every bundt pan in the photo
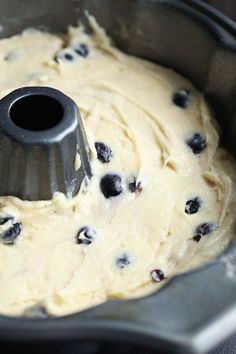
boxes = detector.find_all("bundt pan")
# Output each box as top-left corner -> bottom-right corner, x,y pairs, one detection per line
0,0 -> 236,353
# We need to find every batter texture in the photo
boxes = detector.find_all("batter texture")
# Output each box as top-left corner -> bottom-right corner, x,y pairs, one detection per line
0,18 -> 235,317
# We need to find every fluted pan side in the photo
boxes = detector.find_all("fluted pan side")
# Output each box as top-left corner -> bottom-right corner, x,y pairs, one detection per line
0,86 -> 91,200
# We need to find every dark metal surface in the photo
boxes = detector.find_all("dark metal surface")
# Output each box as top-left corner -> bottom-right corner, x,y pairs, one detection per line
0,0 -> 235,353
207,0 -> 236,21
0,86 -> 91,200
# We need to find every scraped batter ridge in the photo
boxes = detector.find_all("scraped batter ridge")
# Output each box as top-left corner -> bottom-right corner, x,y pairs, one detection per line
0,18 -> 235,317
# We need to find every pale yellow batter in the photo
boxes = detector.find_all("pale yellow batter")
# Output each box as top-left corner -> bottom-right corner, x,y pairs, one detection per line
0,18 -> 235,317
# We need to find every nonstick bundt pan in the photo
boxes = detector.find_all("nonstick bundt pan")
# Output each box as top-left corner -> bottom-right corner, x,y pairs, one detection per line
0,0 -> 236,353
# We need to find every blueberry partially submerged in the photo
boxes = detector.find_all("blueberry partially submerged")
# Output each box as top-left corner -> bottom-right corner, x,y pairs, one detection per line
0,216 -> 14,225
100,174 -> 123,198
4,51 -> 18,62
193,222 -> 218,242
1,222 -> 22,245
116,253 -> 132,269
23,304 -> 50,319
193,234 -> 202,243
173,89 -> 190,108
186,133 -> 207,154
150,269 -> 165,283
128,179 -> 143,194
76,226 -> 97,245
196,223 -> 218,236
185,197 -> 202,215
95,142 -> 113,163
55,49 -> 77,63
75,43 -> 89,57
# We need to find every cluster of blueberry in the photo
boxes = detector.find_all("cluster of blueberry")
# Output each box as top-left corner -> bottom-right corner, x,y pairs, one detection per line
76,141 -> 145,273
173,89 -> 207,154
55,43 -> 89,63
74,90 -> 217,281
185,197 -> 218,242
94,141 -> 142,199
174,91 -> 218,242
0,89 -> 217,289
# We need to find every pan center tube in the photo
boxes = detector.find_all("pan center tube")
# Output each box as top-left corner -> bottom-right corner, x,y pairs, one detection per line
0,86 -> 92,200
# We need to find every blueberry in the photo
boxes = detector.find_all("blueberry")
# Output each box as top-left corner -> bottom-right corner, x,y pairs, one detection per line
150,269 -> 165,283
0,216 -> 14,225
23,304 -> 50,319
95,142 -> 113,163
75,43 -> 89,57
116,253 -> 132,269
76,226 -> 97,245
4,51 -> 18,61
64,53 -> 74,61
185,197 -> 202,215
193,234 -> 202,243
193,223 -> 218,242
196,223 -> 218,236
186,133 -> 207,154
55,50 -> 76,63
1,222 -> 22,245
100,174 -> 123,198
173,89 -> 190,108
128,179 -> 142,193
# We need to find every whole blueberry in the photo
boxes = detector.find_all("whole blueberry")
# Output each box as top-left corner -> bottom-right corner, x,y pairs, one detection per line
100,174 -> 123,198
173,89 -> 190,108
116,253 -> 132,269
186,133 -> 207,154
75,43 -> 89,57
1,222 -> 22,245
150,269 -> 165,283
95,142 -> 113,163
185,197 -> 202,215
76,226 -> 97,245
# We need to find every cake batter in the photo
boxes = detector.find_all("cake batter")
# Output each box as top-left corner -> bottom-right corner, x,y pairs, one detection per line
0,18 -> 235,317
